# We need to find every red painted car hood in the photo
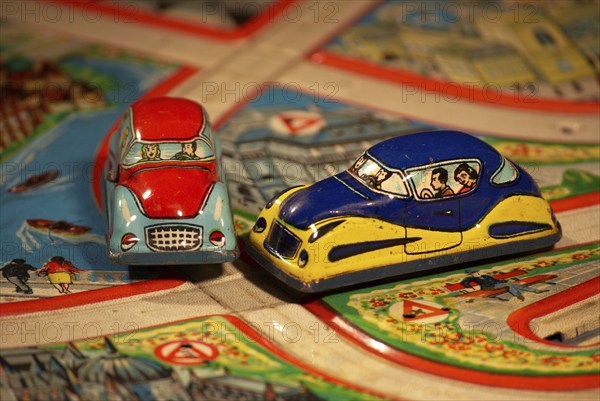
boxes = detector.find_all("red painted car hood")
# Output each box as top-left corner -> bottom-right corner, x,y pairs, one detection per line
122,166 -> 215,219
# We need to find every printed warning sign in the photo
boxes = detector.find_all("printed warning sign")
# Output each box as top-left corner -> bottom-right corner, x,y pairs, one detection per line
154,340 -> 219,365
269,110 -> 325,136
389,299 -> 450,324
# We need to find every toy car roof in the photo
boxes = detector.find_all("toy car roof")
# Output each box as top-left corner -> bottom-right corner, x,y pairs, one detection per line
368,131 -> 501,170
131,97 -> 208,142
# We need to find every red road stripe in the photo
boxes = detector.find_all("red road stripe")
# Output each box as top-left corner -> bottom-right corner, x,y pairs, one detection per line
551,191 -> 600,213
507,276 -> 600,348
0,277 -> 186,317
45,0 -> 297,40
310,51 -> 600,114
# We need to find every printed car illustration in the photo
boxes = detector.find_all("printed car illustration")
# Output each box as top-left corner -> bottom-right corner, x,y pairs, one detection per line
102,97 -> 238,265
247,131 -> 561,292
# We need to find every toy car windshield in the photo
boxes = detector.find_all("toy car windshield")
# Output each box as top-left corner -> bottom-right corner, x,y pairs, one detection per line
348,154 -> 408,196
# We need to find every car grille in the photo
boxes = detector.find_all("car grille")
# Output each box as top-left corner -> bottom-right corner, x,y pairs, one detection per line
264,221 -> 301,259
146,224 -> 202,252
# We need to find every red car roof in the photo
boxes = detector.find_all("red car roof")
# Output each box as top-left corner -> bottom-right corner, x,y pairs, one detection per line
131,97 -> 206,142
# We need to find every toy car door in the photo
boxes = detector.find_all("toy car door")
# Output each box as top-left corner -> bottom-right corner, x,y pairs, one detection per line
403,161 -> 470,254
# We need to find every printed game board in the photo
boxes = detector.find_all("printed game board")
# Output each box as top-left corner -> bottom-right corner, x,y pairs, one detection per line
311,0 -> 600,112
0,25 -> 192,314
216,85 -> 600,223
1,1 -> 599,400
1,315 -> 388,400
309,242 -> 599,390
49,0 -> 296,40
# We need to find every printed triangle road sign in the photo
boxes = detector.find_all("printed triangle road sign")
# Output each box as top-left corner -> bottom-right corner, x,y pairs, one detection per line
269,110 -> 325,136
402,300 -> 449,322
280,115 -> 322,134
154,340 -> 218,365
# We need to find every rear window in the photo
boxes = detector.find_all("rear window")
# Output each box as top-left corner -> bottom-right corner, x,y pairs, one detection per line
491,157 -> 519,185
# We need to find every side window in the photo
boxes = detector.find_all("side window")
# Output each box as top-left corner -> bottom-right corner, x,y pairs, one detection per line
491,157 -> 519,185
107,125 -> 122,182
119,113 -> 133,156
120,126 -> 130,152
406,160 -> 481,200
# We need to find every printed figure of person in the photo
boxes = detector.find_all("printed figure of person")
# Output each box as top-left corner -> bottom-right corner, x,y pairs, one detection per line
0,259 -> 37,294
172,142 -> 200,160
454,163 -> 478,194
421,167 -> 454,198
364,169 -> 390,190
460,270 -> 548,301
37,256 -> 84,294
141,143 -> 161,161
374,169 -> 391,189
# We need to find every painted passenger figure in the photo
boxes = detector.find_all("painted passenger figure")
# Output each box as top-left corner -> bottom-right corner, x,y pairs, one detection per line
141,143 -> 161,161
431,168 -> 454,198
172,142 -> 200,160
455,163 -> 478,194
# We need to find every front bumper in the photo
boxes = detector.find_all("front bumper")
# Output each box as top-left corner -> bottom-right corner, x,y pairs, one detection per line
109,243 -> 238,265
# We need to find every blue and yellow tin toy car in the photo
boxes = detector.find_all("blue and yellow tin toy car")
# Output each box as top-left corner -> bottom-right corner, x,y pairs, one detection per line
247,131 -> 561,292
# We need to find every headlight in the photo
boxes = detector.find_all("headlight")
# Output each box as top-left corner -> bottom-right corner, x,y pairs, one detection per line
209,230 -> 226,247
254,217 -> 267,233
121,233 -> 139,251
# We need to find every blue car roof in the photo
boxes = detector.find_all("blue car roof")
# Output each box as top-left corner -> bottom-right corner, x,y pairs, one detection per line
368,131 -> 501,170
279,130 -> 542,231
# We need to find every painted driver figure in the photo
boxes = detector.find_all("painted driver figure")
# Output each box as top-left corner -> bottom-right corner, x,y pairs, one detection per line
362,168 -> 390,190
172,142 -> 200,160
427,167 -> 454,198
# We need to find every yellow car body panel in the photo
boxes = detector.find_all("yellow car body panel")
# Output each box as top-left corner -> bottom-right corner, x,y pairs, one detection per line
248,187 -> 559,289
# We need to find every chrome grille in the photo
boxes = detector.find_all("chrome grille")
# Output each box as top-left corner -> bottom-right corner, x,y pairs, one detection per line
146,224 -> 202,252
264,221 -> 301,259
